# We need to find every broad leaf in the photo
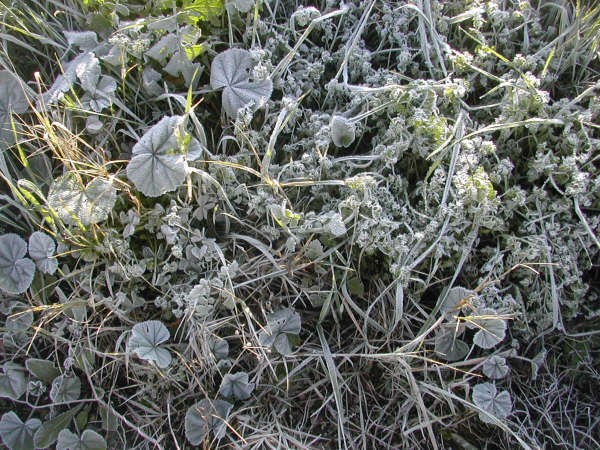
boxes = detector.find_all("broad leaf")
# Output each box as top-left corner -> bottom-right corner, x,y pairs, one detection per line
472,382 -> 512,424
41,52 -> 96,105
219,371 -> 255,400
34,406 -> 82,448
482,355 -> 510,380
0,71 -> 28,147
28,231 -> 58,275
64,31 -> 98,51
50,375 -> 81,403
0,363 -> 27,400
56,428 -> 107,450
472,317 -> 507,349
330,115 -> 355,148
209,336 -> 229,360
3,302 -> 34,348
185,399 -> 233,445
127,320 -> 172,368
434,331 -> 469,362
440,286 -> 476,315
126,116 -> 200,197
210,48 -> 272,118
0,233 -> 35,294
47,174 -> 117,226
26,359 -> 60,384
258,308 -> 301,355
0,412 -> 40,450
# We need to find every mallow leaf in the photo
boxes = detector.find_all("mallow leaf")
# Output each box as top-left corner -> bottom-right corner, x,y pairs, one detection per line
440,286 -> 476,315
50,375 -> 81,403
25,359 -> 60,384
64,31 -> 98,52
0,233 -> 35,294
434,331 -> 469,362
258,308 -> 301,355
482,355 -> 510,380
56,428 -> 107,450
28,231 -> 58,275
0,71 -> 29,147
330,115 -> 355,148
41,52 -> 95,105
0,363 -> 27,400
126,116 -> 201,197
210,48 -> 272,118
219,371 -> 255,400
0,412 -> 41,450
472,382 -> 512,424
209,336 -> 229,360
472,314 -> 507,349
127,320 -> 172,368
185,399 -> 233,445
47,174 -> 117,226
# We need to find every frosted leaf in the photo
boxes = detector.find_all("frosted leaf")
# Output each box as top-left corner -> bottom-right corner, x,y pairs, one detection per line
85,115 -> 103,134
472,382 -> 512,424
142,67 -> 163,96
47,174 -> 117,226
126,116 -> 200,197
145,34 -> 179,65
330,115 -> 355,148
56,429 -> 107,450
326,213 -> 347,237
482,355 -> 510,380
219,371 -> 255,400
0,363 -> 27,400
440,286 -> 475,315
28,231 -> 57,275
472,316 -> 507,349
0,412 -> 40,450
0,71 -> 28,147
226,0 -> 254,13
164,51 -> 201,86
41,52 -> 95,105
259,308 -> 301,355
3,303 -> 33,348
127,320 -> 172,368
434,331 -> 469,362
0,233 -> 35,294
210,48 -> 273,118
50,375 -> 81,403
185,399 -> 233,445
64,31 -> 98,51
209,336 -> 229,360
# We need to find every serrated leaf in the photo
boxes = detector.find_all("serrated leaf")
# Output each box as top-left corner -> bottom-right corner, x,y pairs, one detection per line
50,375 -> 81,403
0,363 -> 27,400
145,34 -> 179,65
0,233 -> 35,294
472,382 -> 512,424
28,231 -> 58,275
47,174 -> 117,226
210,48 -> 272,118
56,428 -> 107,450
219,371 -> 255,400
127,320 -> 172,368
25,359 -> 60,384
34,405 -> 82,448
482,355 -> 510,380
184,399 -> 232,445
0,412 -> 40,450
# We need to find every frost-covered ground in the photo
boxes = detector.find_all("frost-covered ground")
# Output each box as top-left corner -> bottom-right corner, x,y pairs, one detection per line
0,1 -> 599,448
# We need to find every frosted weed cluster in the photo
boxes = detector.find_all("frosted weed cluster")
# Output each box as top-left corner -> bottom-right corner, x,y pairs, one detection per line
0,0 -> 599,448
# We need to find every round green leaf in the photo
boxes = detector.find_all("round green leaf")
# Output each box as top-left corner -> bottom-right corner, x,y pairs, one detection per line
0,233 -> 35,295
50,375 -> 81,403
127,320 -> 172,368
56,428 -> 107,450
0,411 -> 40,450
472,382 -> 512,424
210,48 -> 273,118
482,355 -> 510,380
219,371 -> 255,400
28,231 -> 57,275
330,115 -> 356,148
185,399 -> 233,445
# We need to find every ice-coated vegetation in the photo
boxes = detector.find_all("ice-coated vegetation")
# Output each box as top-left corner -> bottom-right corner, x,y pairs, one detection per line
0,0 -> 599,448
